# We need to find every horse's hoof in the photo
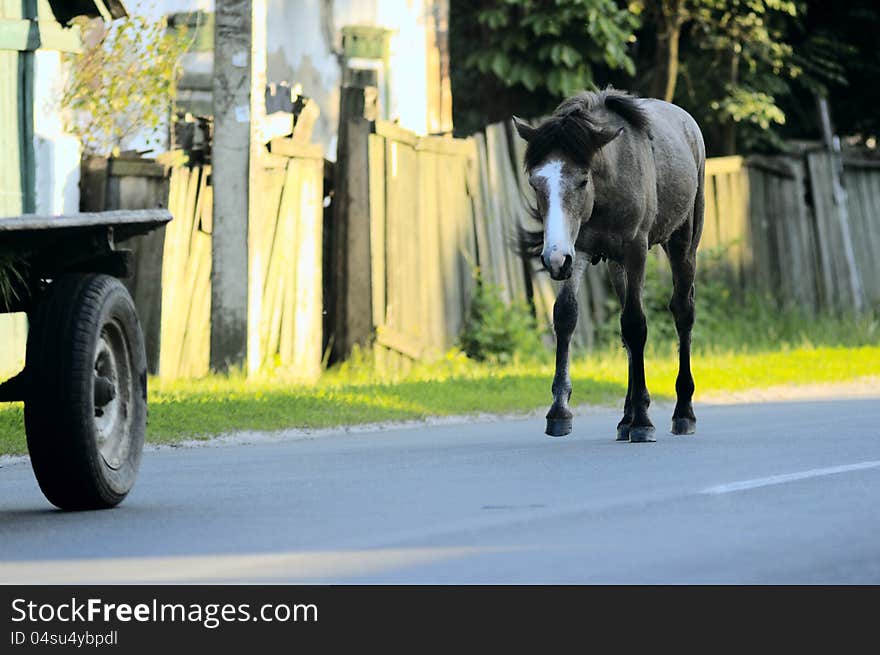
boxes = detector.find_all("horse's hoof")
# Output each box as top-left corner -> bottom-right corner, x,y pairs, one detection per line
546,417 -> 573,437
671,417 -> 696,435
616,425 -> 630,442
628,426 -> 656,443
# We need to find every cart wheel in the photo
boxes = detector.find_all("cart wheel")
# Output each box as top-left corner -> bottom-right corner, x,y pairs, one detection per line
25,274 -> 147,510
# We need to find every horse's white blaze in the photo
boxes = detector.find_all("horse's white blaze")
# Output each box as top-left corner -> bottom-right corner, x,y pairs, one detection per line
534,160 -> 569,254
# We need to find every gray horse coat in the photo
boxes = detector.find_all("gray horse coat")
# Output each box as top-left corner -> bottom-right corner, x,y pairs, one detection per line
514,89 -> 706,441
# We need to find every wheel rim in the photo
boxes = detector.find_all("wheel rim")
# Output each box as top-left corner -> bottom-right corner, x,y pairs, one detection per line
93,319 -> 133,470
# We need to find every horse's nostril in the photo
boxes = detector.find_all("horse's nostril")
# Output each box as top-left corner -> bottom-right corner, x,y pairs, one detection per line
561,254 -> 573,277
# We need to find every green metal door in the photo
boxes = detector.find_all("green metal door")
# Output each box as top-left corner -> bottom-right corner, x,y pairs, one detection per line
0,1 -> 26,379
1,2 -> 86,378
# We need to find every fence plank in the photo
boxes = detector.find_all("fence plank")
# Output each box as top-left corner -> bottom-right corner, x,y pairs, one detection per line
368,134 -> 387,331
486,122 -> 527,303
807,152 -> 847,309
160,166 -> 212,379
418,149 -> 444,353
702,173 -> 719,249
471,134 -> 495,287
290,158 -> 323,381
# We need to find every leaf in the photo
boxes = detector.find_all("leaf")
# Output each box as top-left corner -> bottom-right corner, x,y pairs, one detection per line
490,52 -> 510,80
458,0 -> 639,100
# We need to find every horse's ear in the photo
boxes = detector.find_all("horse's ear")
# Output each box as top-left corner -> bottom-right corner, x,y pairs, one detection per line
512,116 -> 536,142
592,125 -> 625,150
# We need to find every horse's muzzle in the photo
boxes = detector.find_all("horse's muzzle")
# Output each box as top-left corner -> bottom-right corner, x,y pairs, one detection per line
543,251 -> 573,280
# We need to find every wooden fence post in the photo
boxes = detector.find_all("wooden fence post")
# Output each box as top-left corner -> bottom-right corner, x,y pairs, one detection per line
816,96 -> 865,313
329,85 -> 378,363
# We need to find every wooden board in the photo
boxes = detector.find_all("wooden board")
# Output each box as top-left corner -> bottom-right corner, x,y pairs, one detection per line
159,166 -> 212,379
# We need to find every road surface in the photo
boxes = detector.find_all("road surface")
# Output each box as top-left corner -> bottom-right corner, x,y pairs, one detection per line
1,396 -> 879,583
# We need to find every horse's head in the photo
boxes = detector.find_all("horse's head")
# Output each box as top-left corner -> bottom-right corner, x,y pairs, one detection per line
513,112 -> 622,280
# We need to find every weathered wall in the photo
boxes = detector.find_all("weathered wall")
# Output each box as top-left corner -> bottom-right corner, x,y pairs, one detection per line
126,0 -> 451,159
33,49 -> 81,216
264,0 -> 437,158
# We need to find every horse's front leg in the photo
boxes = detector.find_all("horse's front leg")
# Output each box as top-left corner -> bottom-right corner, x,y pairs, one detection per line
545,256 -> 586,437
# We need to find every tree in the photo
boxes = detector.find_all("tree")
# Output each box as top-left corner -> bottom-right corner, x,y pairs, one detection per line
776,0 -> 879,144
449,1 -> 877,151
641,0 -> 687,102
692,0 -> 798,153
636,0 -> 801,153
61,13 -> 190,156
450,0 -> 639,133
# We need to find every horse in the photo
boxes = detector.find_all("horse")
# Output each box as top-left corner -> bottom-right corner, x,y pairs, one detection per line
513,88 -> 705,442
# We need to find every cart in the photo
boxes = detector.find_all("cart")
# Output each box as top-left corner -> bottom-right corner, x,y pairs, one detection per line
0,209 -> 172,510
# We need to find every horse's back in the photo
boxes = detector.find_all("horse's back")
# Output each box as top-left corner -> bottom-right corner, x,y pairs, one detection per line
643,99 -> 704,172
641,99 -> 705,243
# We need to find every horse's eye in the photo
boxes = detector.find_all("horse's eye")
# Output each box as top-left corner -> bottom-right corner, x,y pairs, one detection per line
577,179 -> 588,189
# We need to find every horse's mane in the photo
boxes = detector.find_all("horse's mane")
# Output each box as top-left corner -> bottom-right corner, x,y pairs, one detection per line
523,88 -> 650,171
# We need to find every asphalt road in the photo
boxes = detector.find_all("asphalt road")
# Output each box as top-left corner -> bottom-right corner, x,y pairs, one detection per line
1,396 -> 879,584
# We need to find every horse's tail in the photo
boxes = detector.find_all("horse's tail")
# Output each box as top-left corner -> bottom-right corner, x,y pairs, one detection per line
690,156 -> 705,256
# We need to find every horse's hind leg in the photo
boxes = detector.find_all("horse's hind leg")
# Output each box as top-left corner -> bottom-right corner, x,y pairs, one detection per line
620,245 -> 655,443
666,224 -> 697,435
545,254 -> 587,437
608,261 -> 633,441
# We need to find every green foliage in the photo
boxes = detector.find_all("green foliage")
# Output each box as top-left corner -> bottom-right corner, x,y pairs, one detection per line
630,0 -> 802,152
451,0 -> 880,148
706,84 -> 786,150
594,242 -> 879,353
458,276 -> 544,363
690,0 -> 799,148
464,0 -> 639,98
61,12 -> 190,155
689,0 -> 798,68
778,1 -> 880,142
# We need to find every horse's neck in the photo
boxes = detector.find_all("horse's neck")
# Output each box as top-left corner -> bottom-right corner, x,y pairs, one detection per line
591,138 -> 655,219
591,148 -> 624,203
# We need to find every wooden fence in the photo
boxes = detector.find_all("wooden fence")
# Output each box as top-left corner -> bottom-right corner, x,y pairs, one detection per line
331,115 -> 879,371
330,118 -> 478,372
330,116 -> 612,369
78,147 -> 324,381
841,157 -> 880,305
158,164 -> 212,378
368,123 -> 477,369
744,151 -> 879,312
702,156 -> 750,277
5,125 -> 878,382
250,141 -> 324,380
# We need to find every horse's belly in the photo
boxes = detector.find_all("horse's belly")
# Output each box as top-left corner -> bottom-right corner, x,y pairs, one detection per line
650,180 -> 697,245
576,227 -> 625,261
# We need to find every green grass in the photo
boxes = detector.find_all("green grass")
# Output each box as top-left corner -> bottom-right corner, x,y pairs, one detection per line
0,344 -> 877,456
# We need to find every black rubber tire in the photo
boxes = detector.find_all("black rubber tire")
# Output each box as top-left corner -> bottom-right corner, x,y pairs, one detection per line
25,274 -> 147,510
